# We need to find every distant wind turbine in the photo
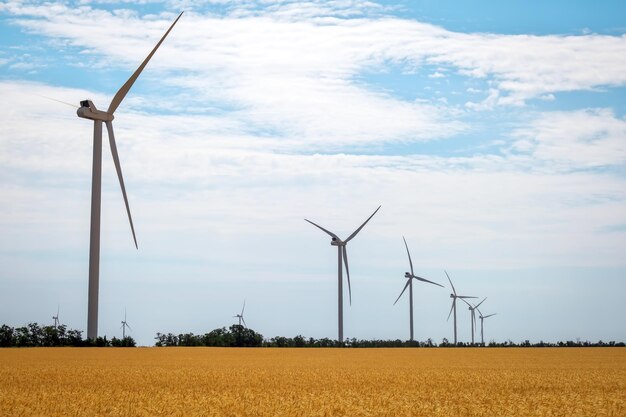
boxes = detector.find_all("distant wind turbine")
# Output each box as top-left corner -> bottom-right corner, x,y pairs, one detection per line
393,237 -> 442,341
77,12 -> 183,340
476,307 -> 497,346
120,308 -> 132,339
445,271 -> 477,345
305,205 -> 381,343
234,300 -> 247,327
462,297 -> 486,345
52,305 -> 60,329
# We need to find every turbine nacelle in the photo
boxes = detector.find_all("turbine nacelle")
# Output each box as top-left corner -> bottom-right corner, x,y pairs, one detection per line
404,272 -> 411,278
330,237 -> 345,246
77,100 -> 114,122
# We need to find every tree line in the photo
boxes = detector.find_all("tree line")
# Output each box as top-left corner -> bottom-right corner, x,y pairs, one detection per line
2,322 -> 624,348
0,323 -> 136,347
154,326 -> 625,348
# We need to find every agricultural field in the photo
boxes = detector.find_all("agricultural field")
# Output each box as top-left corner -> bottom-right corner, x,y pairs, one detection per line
1,347 -> 624,416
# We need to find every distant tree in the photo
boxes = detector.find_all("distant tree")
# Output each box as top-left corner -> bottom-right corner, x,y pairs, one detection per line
0,325 -> 14,347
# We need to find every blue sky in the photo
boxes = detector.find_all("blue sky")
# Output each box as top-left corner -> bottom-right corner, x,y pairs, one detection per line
1,0 -> 625,346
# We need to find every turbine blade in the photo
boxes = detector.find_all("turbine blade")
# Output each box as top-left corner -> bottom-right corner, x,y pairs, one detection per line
413,275 -> 444,287
402,236 -> 414,276
345,205 -> 381,243
458,296 -> 478,299
126,323 -> 132,331
485,313 -> 497,318
105,121 -> 138,249
241,300 -> 246,316
241,317 -> 247,327
475,297 -> 487,309
342,246 -> 352,305
460,297 -> 472,307
36,94 -> 79,109
447,301 -> 454,321
476,306 -> 483,317
393,279 -> 411,305
304,219 -> 339,239
445,270 -> 457,295
107,12 -> 183,114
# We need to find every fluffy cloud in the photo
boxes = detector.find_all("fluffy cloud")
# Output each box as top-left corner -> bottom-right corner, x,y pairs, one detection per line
510,109 -> 626,168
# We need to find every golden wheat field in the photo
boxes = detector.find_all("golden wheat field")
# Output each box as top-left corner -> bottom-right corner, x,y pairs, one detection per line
1,348 -> 625,417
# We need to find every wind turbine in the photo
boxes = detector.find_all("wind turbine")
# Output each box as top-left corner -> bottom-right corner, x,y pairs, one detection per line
77,12 -> 183,340
234,300 -> 247,327
393,237 -> 442,341
445,271 -> 476,345
462,297 -> 486,345
476,307 -> 496,346
52,305 -> 60,329
305,205 -> 381,343
120,308 -> 132,339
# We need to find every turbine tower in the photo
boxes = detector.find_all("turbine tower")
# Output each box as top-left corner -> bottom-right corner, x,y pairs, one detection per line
77,12 -> 183,339
52,305 -> 60,329
305,205 -> 381,343
393,237 -> 442,341
476,307 -> 496,346
234,300 -> 247,327
445,271 -> 476,345
120,308 -> 132,339
462,297 -> 486,345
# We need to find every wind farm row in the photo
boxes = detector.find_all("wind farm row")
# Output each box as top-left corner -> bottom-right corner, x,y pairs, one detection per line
67,11 -> 496,346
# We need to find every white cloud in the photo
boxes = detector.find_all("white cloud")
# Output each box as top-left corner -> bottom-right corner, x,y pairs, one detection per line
511,108 -> 626,168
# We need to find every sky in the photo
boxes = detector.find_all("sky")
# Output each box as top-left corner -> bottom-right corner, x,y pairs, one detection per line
1,0 -> 625,346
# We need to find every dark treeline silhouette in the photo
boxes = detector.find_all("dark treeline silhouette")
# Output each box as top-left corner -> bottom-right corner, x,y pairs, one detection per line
0,323 -> 136,347
156,325 -> 263,347
154,327 -> 625,348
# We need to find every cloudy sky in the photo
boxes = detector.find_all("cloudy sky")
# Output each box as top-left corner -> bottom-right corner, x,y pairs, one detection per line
1,0 -> 625,346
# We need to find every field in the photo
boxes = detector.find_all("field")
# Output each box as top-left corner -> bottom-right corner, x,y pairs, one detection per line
1,348 -> 624,416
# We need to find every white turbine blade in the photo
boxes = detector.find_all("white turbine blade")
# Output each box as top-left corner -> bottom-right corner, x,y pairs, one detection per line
241,300 -> 246,316
484,313 -> 497,318
126,322 -> 132,331
36,94 -> 79,109
393,279 -> 411,306
402,236 -> 414,276
304,219 -> 339,239
458,295 -> 478,299
105,122 -> 138,249
460,297 -> 472,307
413,275 -> 444,287
107,12 -> 184,114
241,317 -> 247,327
345,205 -> 381,243
445,270 -> 457,295
446,300 -> 454,321
476,306 -> 483,317
342,246 -> 352,305
475,297 -> 487,309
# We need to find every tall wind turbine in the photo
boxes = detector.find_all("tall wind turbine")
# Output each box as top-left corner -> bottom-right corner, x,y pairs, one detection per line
445,271 -> 476,345
77,12 -> 183,339
393,237 -> 442,341
120,308 -> 132,339
462,297 -> 486,345
234,300 -> 247,327
52,305 -> 60,329
305,205 -> 381,343
476,307 -> 496,346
